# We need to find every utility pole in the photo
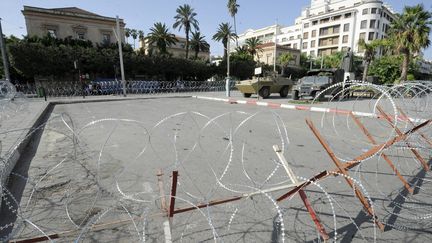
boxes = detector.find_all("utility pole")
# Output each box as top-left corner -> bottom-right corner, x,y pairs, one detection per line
0,18 -> 11,81
273,20 -> 278,73
115,16 -> 126,97
226,34 -> 230,97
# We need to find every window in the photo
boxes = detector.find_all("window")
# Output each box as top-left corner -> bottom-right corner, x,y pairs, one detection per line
310,50 -> 315,57
369,20 -> 376,29
371,8 -> 377,14
360,20 -> 367,29
76,32 -> 85,40
320,18 -> 330,24
304,23 -> 309,28
293,43 -> 298,49
377,20 -> 380,30
359,32 -> 366,40
289,36 -> 294,40
339,6 -> 345,10
47,29 -> 57,38
311,30 -> 316,37
362,9 -> 368,15
303,32 -> 309,39
368,32 -> 374,40
334,25 -> 340,33
320,28 -> 328,36
297,35 -> 301,39
282,37 -> 287,42
303,42 -> 308,49
344,13 -> 352,18
344,23 -> 349,32
341,46 -> 348,52
312,20 -> 318,25
311,40 -> 316,47
333,15 -> 341,21
103,33 -> 111,44
342,35 -> 348,43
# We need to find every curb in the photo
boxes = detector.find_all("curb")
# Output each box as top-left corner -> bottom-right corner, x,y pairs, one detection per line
192,95 -> 425,123
0,102 -> 53,209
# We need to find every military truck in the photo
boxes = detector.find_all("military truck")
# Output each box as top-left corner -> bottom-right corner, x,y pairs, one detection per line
292,69 -> 345,100
235,75 -> 294,99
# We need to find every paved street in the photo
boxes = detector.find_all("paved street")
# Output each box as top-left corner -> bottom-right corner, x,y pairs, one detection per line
0,94 -> 431,242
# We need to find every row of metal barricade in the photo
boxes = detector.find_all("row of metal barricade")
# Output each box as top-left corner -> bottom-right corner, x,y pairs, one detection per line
13,80 -> 231,97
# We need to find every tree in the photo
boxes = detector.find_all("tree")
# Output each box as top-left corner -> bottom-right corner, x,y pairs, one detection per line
358,39 -> 382,81
389,4 -> 432,81
137,30 -> 145,50
146,22 -> 178,56
245,37 -> 263,61
227,0 -> 239,47
278,53 -> 294,75
124,28 -> 131,44
232,45 -> 253,61
189,31 -> 209,59
130,29 -> 138,49
173,4 -> 199,59
323,52 -> 343,68
212,22 -> 236,59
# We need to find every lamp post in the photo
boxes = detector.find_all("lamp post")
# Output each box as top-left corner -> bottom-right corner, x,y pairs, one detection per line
115,16 -> 126,97
0,18 -> 11,81
226,34 -> 230,97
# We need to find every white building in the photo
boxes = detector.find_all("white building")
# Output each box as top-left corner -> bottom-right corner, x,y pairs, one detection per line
236,0 -> 396,58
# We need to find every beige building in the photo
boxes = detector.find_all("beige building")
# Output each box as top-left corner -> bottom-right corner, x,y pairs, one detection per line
256,42 -> 301,67
22,6 -> 126,45
140,36 -> 210,60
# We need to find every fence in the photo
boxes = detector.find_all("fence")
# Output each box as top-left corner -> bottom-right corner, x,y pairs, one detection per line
14,80 -> 235,97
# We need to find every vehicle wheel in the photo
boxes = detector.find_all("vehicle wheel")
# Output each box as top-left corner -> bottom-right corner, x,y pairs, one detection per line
292,90 -> 299,100
259,86 -> 270,99
243,93 -> 252,98
311,90 -> 320,101
279,86 -> 289,98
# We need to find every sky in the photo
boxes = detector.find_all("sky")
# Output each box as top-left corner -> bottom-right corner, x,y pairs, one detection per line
1,0 -> 432,59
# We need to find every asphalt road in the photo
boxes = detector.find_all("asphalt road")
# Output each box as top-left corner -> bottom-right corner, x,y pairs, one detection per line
2,96 -> 432,242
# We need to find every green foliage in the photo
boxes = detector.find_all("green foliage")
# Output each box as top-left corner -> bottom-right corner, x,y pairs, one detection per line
218,58 -> 256,80
189,31 -> 209,59
368,55 -> 403,84
6,35 -> 216,82
389,4 -> 432,80
212,23 -> 236,59
244,37 -> 262,59
146,22 -> 178,56
323,52 -> 343,69
173,4 -> 199,59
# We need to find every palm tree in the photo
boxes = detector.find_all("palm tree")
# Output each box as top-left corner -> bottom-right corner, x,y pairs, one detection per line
278,53 -> 294,75
138,30 -> 145,49
227,0 -> 239,47
245,37 -> 263,60
124,28 -> 131,44
358,39 -> 381,81
146,22 -> 178,56
189,31 -> 210,59
212,22 -> 236,59
173,4 -> 199,59
389,4 -> 432,81
130,29 -> 138,49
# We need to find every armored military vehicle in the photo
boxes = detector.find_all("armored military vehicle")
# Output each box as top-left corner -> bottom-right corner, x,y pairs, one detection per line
292,69 -> 345,100
235,75 -> 294,99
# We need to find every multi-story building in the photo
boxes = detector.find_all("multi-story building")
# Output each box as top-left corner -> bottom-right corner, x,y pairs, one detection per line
22,6 -> 126,45
140,36 -> 210,60
236,0 -> 396,58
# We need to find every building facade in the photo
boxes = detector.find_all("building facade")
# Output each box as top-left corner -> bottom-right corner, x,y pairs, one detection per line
256,42 -> 301,67
22,6 -> 126,45
236,0 -> 396,58
140,36 -> 210,60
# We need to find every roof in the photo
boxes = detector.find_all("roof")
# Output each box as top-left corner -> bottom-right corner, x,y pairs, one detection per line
49,7 -> 102,17
22,5 -> 124,23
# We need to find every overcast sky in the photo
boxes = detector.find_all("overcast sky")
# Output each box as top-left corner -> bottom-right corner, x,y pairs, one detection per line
1,0 -> 431,59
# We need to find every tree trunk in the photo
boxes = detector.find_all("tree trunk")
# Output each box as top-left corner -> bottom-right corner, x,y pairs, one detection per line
362,61 -> 369,81
400,51 -> 409,82
233,16 -> 238,47
185,27 -> 189,59
223,42 -> 227,59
